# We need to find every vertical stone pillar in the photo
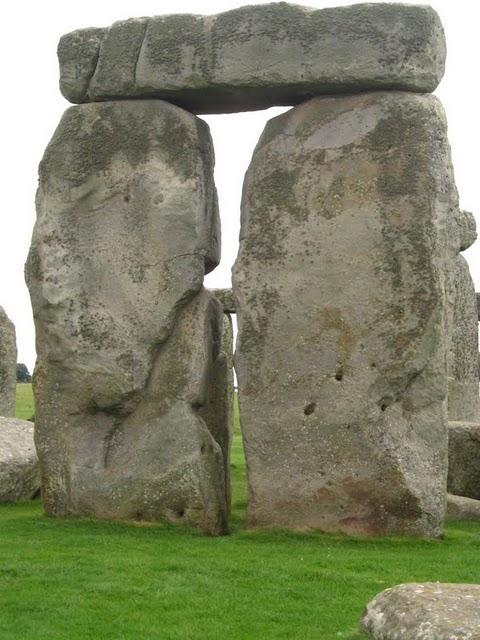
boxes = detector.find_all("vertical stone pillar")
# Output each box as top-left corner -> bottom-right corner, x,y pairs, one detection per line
0,307 -> 16,417
199,311 -> 234,513
447,209 -> 479,421
234,92 -> 454,537
26,100 -> 230,535
446,209 -> 480,501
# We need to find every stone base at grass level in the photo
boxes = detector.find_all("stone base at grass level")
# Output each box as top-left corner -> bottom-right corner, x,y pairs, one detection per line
26,98 -> 230,535
58,3 -> 446,112
446,493 -> 480,521
233,91 -> 455,538
0,417 -> 40,502
361,583 -> 480,640
447,421 -> 480,500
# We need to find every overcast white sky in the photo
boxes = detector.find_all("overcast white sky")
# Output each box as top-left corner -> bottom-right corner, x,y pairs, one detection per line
0,0 -> 478,371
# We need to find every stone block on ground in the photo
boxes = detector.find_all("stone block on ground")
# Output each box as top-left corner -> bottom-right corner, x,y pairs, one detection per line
0,417 -> 40,502
446,493 -> 480,521
233,92 -> 454,537
0,307 -> 17,417
448,421 -> 480,500
26,99 -> 229,534
361,583 -> 480,640
59,3 -> 445,113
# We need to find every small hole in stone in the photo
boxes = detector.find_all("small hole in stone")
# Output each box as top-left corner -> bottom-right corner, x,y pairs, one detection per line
371,363 -> 376,369
177,508 -> 185,518
124,195 -> 130,203
335,363 -> 344,381
380,401 -> 388,412
304,402 -> 316,416
201,444 -> 206,454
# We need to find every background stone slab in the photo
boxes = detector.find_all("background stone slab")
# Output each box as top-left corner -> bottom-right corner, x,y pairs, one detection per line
0,417 -> 39,502
233,92 -> 454,537
210,288 -> 235,314
446,210 -> 479,422
0,307 -> 16,417
446,493 -> 480,521
448,421 -> 480,500
59,3 -> 446,113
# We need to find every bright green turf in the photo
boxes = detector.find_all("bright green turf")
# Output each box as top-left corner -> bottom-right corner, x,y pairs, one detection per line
1,384 -> 478,639
15,383 -> 35,421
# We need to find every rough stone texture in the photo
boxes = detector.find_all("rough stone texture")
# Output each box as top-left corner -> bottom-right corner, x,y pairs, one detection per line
448,421 -> 480,500
210,288 -> 236,313
233,92 -> 454,537
446,493 -> 480,521
58,28 -> 105,104
0,417 -> 40,502
361,583 -> 480,640
447,209 -> 479,421
25,100 -> 230,535
0,307 -> 17,417
199,312 -> 234,512
58,3 -> 446,113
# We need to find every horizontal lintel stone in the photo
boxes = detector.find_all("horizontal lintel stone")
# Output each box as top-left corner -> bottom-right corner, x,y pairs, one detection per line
59,2 -> 446,113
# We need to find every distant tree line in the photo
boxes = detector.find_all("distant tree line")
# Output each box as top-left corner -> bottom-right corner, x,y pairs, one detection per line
16,363 -> 32,383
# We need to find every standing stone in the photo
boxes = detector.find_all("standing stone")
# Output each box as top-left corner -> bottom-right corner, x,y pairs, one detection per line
448,421 -> 480,500
26,100 -> 229,534
58,3 -> 446,112
0,307 -> 16,417
447,210 -> 479,421
199,312 -> 234,513
233,92 -> 454,537
0,417 -> 40,502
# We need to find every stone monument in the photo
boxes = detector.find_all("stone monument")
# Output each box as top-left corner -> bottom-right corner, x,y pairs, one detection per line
27,2 -> 478,537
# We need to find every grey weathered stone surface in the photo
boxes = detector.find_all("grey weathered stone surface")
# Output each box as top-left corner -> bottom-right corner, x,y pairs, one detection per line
210,288 -> 236,313
57,28 -> 105,104
448,421 -> 480,500
233,92 -> 454,537
26,100 -> 229,534
476,293 -> 480,321
447,209 -> 479,421
361,583 -> 480,640
446,493 -> 480,521
0,417 -> 40,502
199,312 -> 234,512
0,307 -> 17,417
447,256 -> 480,421
58,3 -> 446,113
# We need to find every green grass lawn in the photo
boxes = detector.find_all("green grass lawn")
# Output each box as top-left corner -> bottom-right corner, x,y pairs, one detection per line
15,383 -> 35,421
2,385 -> 479,639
